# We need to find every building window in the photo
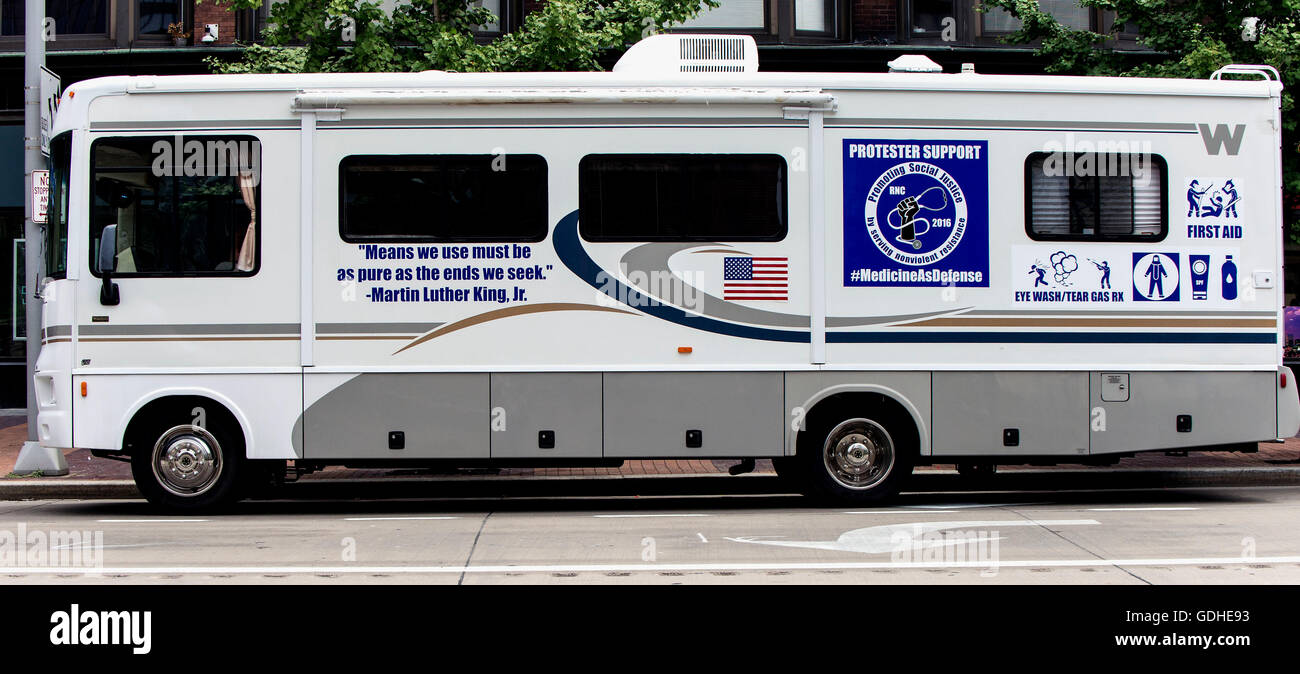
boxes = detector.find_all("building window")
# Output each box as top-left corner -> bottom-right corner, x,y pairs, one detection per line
909,0 -> 955,37
1024,152 -> 1166,241
90,136 -> 262,276
982,0 -> 1092,33
339,155 -> 549,243
679,0 -> 769,31
0,0 -> 110,36
579,154 -> 787,242
675,0 -> 847,42
138,0 -> 183,36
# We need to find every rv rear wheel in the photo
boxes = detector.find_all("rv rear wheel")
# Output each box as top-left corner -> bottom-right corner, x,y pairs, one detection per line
800,415 -> 912,505
131,420 -> 244,512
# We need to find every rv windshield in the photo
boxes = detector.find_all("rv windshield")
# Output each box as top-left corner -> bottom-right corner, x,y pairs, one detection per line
45,132 -> 71,279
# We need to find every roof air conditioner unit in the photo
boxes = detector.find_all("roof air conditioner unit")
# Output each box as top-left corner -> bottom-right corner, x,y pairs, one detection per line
613,34 -> 758,74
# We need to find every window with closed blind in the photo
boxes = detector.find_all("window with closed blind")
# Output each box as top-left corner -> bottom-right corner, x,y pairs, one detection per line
1024,152 -> 1167,242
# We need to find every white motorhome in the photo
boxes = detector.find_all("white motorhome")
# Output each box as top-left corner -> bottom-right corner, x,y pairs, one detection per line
33,34 -> 1300,510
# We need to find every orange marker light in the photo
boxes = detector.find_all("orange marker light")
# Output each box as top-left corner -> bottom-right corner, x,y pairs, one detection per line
678,346 -> 693,354
80,382 -> 87,397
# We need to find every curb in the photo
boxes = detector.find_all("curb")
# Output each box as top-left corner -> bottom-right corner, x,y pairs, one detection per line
0,466 -> 1298,500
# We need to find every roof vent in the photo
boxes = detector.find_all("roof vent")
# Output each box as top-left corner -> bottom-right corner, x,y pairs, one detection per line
887,55 -> 943,73
613,34 -> 758,74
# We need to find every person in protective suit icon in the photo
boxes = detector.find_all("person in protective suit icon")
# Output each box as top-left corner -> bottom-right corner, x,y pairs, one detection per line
1144,256 -> 1168,299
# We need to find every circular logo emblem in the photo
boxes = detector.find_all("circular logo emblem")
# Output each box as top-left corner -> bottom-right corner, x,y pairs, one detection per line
1192,258 -> 1208,275
863,162 -> 967,267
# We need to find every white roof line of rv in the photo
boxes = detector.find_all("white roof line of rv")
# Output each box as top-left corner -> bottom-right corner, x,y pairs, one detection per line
292,87 -> 838,110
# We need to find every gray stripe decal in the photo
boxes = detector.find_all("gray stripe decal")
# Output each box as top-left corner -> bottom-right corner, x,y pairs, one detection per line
44,325 -> 72,338
316,322 -> 443,334
827,118 -> 1198,132
91,120 -> 299,130
79,323 -> 299,336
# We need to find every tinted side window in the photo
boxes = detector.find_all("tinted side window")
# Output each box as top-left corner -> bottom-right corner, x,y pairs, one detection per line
340,155 -> 548,242
1025,152 -> 1167,241
579,154 -> 787,242
90,135 -> 261,276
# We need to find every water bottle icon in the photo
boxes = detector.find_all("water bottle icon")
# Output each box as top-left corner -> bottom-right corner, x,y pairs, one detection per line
1222,255 -> 1237,300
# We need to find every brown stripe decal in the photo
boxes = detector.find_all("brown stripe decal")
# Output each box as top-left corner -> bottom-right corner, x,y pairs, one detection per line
394,302 -> 636,355
901,317 -> 1277,328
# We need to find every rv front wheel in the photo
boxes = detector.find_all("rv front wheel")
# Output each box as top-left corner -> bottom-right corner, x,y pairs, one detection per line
132,421 -> 243,512
801,416 -> 912,504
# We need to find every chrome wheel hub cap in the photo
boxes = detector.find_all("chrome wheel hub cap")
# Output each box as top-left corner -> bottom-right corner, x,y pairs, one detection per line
152,425 -> 222,497
824,419 -> 894,490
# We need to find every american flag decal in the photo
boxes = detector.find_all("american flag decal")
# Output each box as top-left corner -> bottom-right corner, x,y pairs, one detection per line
723,256 -> 788,301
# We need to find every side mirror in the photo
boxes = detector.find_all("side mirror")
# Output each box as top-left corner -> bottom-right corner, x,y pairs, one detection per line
98,224 -> 120,306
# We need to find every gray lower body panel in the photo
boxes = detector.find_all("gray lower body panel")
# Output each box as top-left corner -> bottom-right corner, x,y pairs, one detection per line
1089,371 -> 1276,455
305,373 -> 489,459
491,373 -> 603,458
602,372 -> 783,458
932,372 -> 1090,457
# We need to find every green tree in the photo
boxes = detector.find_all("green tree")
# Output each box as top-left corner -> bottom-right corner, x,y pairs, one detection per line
978,0 -> 1300,233
206,0 -> 718,74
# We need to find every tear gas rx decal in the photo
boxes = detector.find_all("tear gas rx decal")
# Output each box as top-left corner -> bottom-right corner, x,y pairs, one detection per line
843,139 -> 989,287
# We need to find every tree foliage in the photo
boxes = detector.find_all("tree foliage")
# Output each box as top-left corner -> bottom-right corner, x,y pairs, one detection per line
979,0 -> 1300,230
206,0 -> 717,74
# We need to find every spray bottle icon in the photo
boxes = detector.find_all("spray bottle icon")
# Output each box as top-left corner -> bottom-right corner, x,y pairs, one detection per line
1222,255 -> 1237,300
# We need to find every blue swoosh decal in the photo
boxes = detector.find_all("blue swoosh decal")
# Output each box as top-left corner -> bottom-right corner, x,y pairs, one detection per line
553,211 -> 809,343
552,210 -> 1275,346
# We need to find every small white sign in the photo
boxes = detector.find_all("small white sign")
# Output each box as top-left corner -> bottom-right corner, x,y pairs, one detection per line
40,66 -> 60,156
32,169 -> 49,224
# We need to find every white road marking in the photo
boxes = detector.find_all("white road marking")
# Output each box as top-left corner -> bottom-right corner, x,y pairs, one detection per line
592,514 -> 710,518
5,555 -> 1299,576
844,510 -> 959,515
98,523 -> 208,528
51,543 -> 158,551
1087,507 -> 1200,512
345,520 -> 462,525
906,503 -> 1046,510
697,533 -> 708,543
728,519 -> 1100,555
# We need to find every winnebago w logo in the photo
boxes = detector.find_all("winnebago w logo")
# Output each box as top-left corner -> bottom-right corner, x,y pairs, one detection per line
1198,124 -> 1245,156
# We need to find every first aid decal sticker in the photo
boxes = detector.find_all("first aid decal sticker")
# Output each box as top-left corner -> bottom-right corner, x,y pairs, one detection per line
843,139 -> 989,287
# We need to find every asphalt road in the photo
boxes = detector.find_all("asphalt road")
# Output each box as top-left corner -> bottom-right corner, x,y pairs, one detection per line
2,483 -> 1299,584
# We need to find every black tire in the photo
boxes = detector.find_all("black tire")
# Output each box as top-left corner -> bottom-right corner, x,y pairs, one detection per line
130,414 -> 245,512
797,413 -> 914,505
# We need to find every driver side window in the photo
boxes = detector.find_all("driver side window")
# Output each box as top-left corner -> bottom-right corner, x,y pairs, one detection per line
89,135 -> 261,276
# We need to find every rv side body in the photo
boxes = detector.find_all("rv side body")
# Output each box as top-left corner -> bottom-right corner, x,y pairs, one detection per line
32,60 -> 1300,507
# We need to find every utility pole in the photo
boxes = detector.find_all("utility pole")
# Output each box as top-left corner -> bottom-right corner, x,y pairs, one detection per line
14,0 -> 67,475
